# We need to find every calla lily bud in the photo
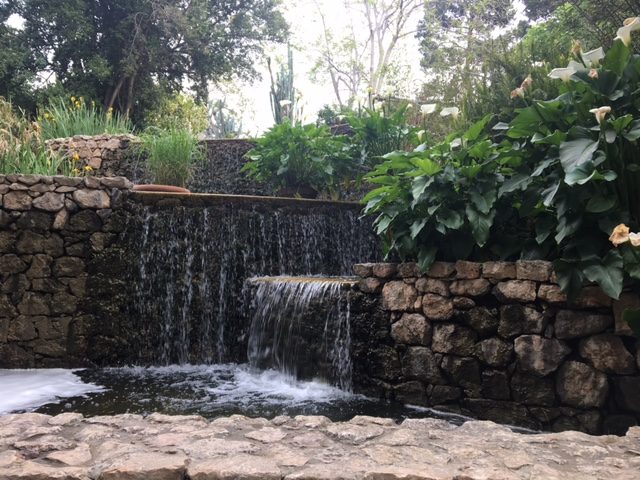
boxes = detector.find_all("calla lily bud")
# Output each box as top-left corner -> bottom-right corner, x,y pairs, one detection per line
510,87 -> 525,99
520,75 -> 533,89
589,106 -> 611,124
630,233 -> 640,247
571,40 -> 582,55
589,69 -> 599,79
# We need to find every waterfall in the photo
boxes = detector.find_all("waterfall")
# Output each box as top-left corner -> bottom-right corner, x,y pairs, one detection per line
127,200 -> 378,365
246,277 -> 354,391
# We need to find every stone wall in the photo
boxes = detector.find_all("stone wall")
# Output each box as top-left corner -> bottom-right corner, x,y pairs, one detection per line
46,135 -> 142,179
0,174 -> 132,367
45,135 -> 266,194
350,260 -> 640,435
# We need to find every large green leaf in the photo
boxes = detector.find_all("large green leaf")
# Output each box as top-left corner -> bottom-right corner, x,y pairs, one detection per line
436,208 -> 464,229
417,246 -> 437,272
559,138 -> 599,173
603,39 -> 631,76
585,194 -> 616,213
410,218 -> 428,239
581,250 -> 623,299
465,205 -> 495,247
553,259 -> 585,300
499,173 -> 531,195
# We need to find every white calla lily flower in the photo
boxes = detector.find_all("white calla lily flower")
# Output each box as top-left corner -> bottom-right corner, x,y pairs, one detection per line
630,232 -> 640,247
420,103 -> 437,115
589,106 -> 612,124
548,63 -> 578,82
279,100 -> 292,107
581,47 -> 605,67
616,17 -> 640,46
440,106 -> 459,119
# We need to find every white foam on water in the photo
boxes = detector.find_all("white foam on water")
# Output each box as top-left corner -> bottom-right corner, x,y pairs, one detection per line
0,369 -> 105,414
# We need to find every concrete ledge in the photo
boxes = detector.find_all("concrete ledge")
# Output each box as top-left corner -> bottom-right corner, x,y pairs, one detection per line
0,413 -> 637,479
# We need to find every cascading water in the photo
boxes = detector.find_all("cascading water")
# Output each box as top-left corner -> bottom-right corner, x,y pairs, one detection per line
128,199 -> 379,365
246,277 -> 354,391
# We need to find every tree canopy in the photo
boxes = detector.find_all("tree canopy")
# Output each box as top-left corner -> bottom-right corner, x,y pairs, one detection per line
1,0 -> 287,121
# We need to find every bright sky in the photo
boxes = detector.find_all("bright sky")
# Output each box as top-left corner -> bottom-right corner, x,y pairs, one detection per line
211,0 -> 427,136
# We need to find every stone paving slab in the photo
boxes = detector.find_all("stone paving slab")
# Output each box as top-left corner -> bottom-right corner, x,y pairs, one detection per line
0,413 -> 639,479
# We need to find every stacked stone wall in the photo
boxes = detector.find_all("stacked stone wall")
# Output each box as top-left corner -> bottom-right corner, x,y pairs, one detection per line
351,260 -> 640,434
0,174 -> 132,367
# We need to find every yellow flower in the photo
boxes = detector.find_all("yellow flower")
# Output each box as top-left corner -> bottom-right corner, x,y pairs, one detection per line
610,224 -> 630,246
84,165 -> 93,172
72,152 -> 80,162
71,96 -> 76,102
71,167 -> 81,176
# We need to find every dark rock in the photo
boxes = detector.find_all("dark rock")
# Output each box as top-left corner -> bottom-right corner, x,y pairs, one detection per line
422,293 -> 453,320
475,338 -> 513,367
381,281 -> 417,311
463,307 -> 498,336
498,305 -> 546,338
516,260 -> 552,282
556,361 -> 609,408
449,279 -> 491,297
415,278 -> 449,296
510,372 -> 555,406
0,254 -> 27,274
17,292 -> 50,315
430,385 -> 461,404
613,376 -> 640,413
431,324 -> 477,356
25,254 -> 52,279
454,261 -> 481,279
394,381 -> 427,405
397,263 -> 419,278
15,211 -> 53,231
391,313 -> 431,345
441,355 -> 481,389
481,370 -> 510,400
372,263 -> 397,279
369,346 -> 402,381
602,414 -> 638,435
67,210 -> 102,232
463,399 -> 539,430
514,335 -> 569,376
401,346 -> 445,384
0,294 -> 17,317
493,281 -> 537,303
482,261 -> 516,280
358,277 -> 382,294
579,334 -> 636,374
427,262 -> 455,278
7,316 -> 38,341
53,257 -> 85,277
452,297 -> 475,310
554,310 -> 612,340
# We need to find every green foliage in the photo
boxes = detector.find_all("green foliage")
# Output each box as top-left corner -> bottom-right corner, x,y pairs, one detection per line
346,105 -> 418,168
140,129 -> 203,187
207,99 -> 244,139
242,122 -> 351,196
9,0 -> 287,122
38,97 -> 132,140
365,35 -> 640,300
144,94 -> 208,134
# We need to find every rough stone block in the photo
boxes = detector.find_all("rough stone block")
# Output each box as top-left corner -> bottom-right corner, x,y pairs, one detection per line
415,277 -> 449,296
493,280 -> 537,303
481,370 -> 510,400
538,284 -> 567,304
381,281 -> 417,311
556,361 -> 609,408
554,310 -> 612,339
3,190 -> 33,210
449,278 -> 491,297
514,335 -> 570,377
498,305 -> 546,338
454,260 -> 482,279
421,293 -> 453,320
475,338 -> 513,367
579,334 -> 636,374
72,189 -> 111,209
573,286 -> 612,308
397,262 -> 419,278
372,263 -> 397,279
391,313 -> 431,345
431,323 -> 477,356
482,261 -> 516,280
427,261 -> 455,278
463,307 -> 498,336
613,376 -> 640,413
516,260 -> 552,282
441,355 -> 481,389
394,381 -> 427,405
32,192 -> 65,212
511,371 -> 555,406
358,277 -> 382,294
400,347 -> 444,384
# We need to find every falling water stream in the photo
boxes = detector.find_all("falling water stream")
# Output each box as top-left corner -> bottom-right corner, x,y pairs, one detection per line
246,277 -> 354,390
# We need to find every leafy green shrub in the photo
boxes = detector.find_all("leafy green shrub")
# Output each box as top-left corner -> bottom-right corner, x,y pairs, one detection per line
346,105 -> 418,168
242,121 -> 352,197
365,21 -> 640,300
140,128 -> 203,187
38,97 -> 132,140
144,93 -> 208,134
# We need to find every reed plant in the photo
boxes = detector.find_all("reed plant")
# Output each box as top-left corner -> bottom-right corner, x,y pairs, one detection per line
140,128 -> 203,187
0,97 -> 71,175
38,97 -> 132,140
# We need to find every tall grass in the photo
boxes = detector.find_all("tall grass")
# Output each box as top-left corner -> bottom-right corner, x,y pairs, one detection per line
0,97 -> 71,175
38,97 -> 132,140
140,128 -> 203,187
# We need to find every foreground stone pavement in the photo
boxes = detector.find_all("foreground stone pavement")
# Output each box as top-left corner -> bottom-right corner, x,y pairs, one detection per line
0,413 -> 639,480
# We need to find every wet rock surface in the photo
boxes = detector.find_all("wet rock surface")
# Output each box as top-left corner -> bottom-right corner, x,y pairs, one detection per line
1,413 -> 639,480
